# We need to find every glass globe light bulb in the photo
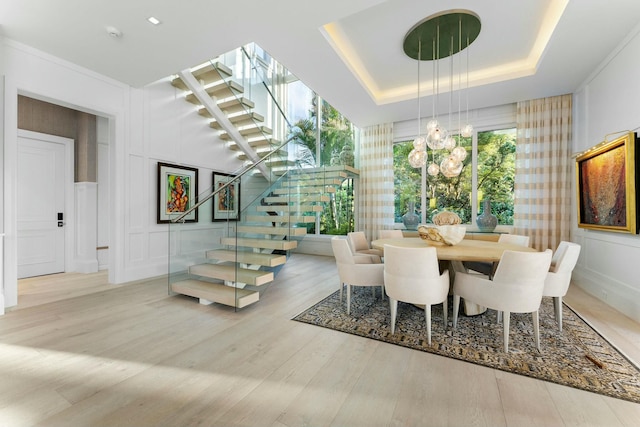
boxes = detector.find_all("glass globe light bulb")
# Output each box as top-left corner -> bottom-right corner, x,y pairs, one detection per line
427,162 -> 440,176
443,135 -> 457,150
408,148 -> 427,168
461,123 -> 474,138
426,126 -> 447,150
452,146 -> 467,161
426,119 -> 439,132
440,156 -> 463,177
413,136 -> 426,151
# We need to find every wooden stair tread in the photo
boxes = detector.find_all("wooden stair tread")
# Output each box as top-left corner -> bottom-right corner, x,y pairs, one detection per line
194,97 -> 255,113
263,195 -> 330,203
273,186 -> 336,195
256,204 -> 323,213
171,279 -> 258,308
237,149 -> 286,161
221,237 -> 298,250
291,165 -> 360,175
219,125 -> 272,140
237,225 -> 307,236
210,111 -> 265,129
170,62 -> 233,90
282,178 -> 344,187
205,249 -> 287,267
189,263 -> 273,286
245,215 -> 316,223
228,139 -> 276,150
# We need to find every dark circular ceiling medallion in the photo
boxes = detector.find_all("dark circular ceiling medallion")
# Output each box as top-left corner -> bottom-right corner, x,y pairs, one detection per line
403,10 -> 481,61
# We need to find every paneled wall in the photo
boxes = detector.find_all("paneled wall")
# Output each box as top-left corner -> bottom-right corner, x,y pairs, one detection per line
572,24 -> 640,322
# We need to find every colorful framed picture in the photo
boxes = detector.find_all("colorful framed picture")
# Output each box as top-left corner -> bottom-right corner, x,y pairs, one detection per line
157,162 -> 199,224
576,132 -> 637,233
213,172 -> 240,221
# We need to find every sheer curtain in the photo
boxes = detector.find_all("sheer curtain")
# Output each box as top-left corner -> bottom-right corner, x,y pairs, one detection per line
514,94 -> 572,251
357,123 -> 395,241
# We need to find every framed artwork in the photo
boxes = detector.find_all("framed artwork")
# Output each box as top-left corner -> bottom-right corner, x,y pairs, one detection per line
576,132 -> 637,233
213,172 -> 240,221
157,162 -> 199,224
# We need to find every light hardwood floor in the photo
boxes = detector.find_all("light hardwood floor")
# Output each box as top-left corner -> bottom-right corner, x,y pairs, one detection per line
1,253 -> 639,426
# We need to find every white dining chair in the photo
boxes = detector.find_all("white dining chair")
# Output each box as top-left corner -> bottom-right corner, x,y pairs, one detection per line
464,233 -> 531,278
331,237 -> 385,315
498,233 -> 530,247
383,244 -> 450,345
544,241 -> 581,331
453,249 -> 552,352
347,231 -> 384,261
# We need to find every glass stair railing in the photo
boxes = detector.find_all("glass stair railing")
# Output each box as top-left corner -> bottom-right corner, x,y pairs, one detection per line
167,43 -> 357,309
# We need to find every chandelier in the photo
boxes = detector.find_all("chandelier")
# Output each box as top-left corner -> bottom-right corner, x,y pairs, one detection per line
404,10 -> 481,177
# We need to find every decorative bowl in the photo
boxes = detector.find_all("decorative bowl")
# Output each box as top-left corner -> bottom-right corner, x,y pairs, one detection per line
418,224 -> 466,246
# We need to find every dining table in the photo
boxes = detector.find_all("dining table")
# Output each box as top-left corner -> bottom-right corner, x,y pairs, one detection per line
371,237 -> 538,315
371,237 -> 537,262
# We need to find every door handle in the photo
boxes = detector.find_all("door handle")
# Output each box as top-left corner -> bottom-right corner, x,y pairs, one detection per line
58,212 -> 64,227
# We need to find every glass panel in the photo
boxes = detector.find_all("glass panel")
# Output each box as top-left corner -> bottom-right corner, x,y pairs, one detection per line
393,141 -> 422,222
168,42 -> 360,310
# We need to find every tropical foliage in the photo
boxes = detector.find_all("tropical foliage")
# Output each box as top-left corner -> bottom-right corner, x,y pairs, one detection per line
394,129 -> 516,225
290,98 -> 356,235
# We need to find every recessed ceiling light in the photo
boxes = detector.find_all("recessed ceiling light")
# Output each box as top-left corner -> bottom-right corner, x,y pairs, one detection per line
147,16 -> 161,25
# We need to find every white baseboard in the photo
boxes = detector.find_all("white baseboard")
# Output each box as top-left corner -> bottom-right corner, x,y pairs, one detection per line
74,258 -> 99,274
573,267 -> 640,323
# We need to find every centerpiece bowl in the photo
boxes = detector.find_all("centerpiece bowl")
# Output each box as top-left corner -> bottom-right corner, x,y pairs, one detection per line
418,224 -> 466,246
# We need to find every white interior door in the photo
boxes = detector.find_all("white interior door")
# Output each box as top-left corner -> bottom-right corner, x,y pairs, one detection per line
17,135 -> 67,278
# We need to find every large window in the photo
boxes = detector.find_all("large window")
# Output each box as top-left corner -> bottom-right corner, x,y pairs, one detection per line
289,92 -> 357,235
394,128 -> 515,226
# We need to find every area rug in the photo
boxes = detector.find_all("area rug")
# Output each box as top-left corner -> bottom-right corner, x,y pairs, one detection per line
292,289 -> 640,404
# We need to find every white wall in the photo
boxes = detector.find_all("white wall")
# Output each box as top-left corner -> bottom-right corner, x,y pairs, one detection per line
1,38 -> 244,309
572,24 -> 640,322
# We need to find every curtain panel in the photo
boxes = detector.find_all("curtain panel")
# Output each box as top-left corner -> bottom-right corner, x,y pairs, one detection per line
357,123 -> 395,241
514,94 -> 572,251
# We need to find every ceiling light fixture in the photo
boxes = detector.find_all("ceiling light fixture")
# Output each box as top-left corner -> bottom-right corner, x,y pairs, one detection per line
106,26 -> 122,38
147,16 -> 161,25
404,10 -> 480,177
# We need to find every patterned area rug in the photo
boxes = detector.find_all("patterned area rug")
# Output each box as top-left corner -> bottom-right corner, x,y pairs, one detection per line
292,289 -> 640,404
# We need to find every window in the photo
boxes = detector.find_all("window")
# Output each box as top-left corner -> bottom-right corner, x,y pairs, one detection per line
476,128 -> 516,225
289,92 -> 357,235
394,128 -> 515,226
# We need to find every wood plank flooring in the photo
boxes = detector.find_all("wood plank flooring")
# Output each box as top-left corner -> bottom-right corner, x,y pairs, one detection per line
1,253 -> 639,426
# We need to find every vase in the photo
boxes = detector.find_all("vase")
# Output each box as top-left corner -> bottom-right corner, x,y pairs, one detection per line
476,199 -> 498,232
402,201 -> 420,231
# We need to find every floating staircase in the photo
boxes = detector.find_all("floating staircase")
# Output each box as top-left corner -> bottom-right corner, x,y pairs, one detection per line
168,55 -> 358,309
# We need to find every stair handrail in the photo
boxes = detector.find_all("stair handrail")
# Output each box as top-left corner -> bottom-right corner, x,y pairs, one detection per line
171,136 -> 295,223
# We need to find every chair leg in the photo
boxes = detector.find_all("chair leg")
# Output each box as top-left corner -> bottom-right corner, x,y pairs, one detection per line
554,296 -> 563,331
339,281 -> 343,302
533,310 -> 540,352
452,295 -> 460,328
346,284 -> 351,315
442,298 -> 448,329
425,305 -> 432,345
503,311 -> 510,352
390,299 -> 398,334
497,311 -> 503,324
